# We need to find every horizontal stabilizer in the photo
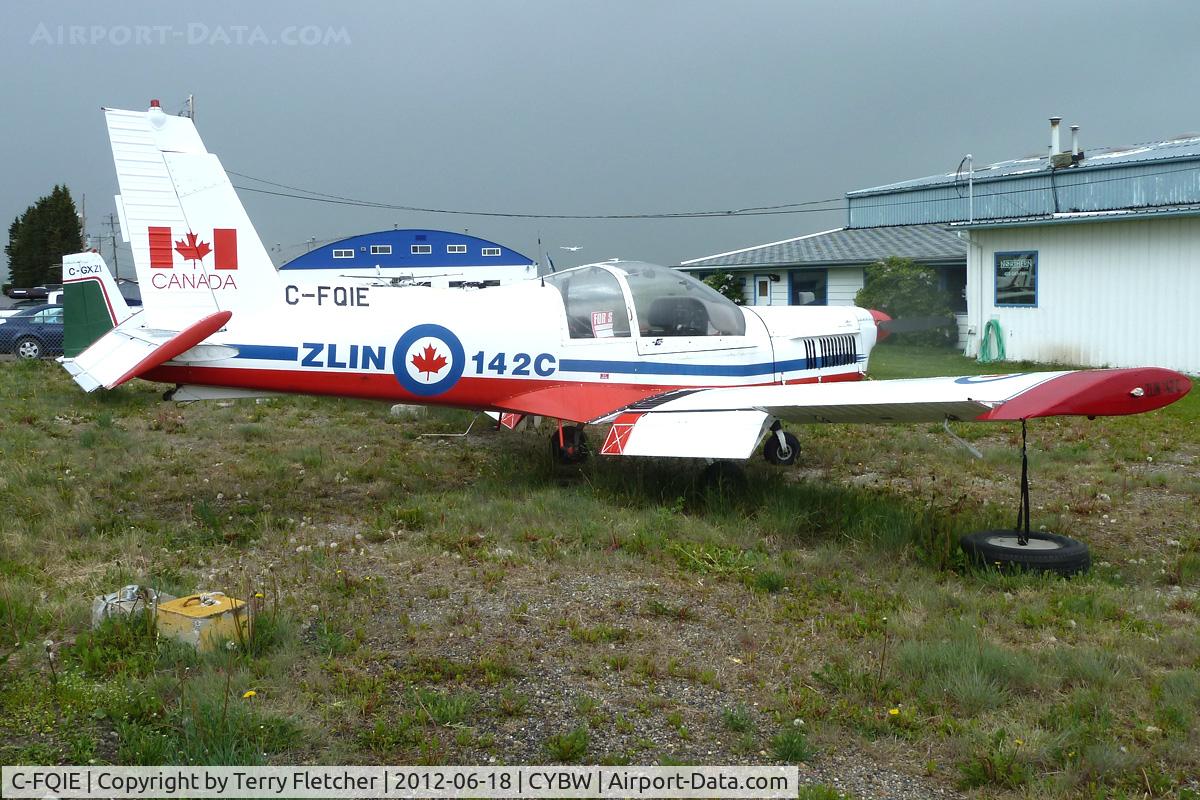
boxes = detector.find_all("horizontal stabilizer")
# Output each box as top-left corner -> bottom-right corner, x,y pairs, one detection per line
61,311 -> 232,391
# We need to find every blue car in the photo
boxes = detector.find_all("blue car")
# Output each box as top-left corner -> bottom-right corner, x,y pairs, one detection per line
0,303 -> 64,359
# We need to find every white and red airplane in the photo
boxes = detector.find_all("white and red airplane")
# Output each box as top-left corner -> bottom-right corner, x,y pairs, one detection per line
61,101 -> 1191,473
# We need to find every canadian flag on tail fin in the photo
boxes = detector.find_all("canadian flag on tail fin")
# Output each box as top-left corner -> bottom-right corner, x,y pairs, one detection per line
148,227 -> 238,269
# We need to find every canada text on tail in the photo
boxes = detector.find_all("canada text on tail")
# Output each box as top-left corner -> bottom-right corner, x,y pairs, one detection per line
104,99 -> 279,325
62,100 -> 279,391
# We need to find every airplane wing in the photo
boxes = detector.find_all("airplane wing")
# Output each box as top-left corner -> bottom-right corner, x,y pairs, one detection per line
60,311 -> 233,392
592,368 -> 1191,458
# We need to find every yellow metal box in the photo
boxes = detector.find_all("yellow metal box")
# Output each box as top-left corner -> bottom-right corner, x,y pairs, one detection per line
156,592 -> 247,651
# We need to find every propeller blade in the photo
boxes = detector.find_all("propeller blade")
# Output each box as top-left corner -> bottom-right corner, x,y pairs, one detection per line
877,315 -> 957,334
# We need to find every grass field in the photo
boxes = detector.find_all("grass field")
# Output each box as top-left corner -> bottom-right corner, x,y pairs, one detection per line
0,344 -> 1197,798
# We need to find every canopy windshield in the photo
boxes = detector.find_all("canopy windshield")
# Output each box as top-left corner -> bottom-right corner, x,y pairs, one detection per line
615,262 -> 746,337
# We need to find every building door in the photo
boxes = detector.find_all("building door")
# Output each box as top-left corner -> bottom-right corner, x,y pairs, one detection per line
753,275 -> 773,306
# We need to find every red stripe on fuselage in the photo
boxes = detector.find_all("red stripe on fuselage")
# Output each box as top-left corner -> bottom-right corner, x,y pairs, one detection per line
144,365 -> 678,422
141,364 -> 865,423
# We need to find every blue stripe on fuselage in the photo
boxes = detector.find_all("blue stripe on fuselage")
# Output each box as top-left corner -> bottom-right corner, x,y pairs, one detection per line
229,345 -> 864,375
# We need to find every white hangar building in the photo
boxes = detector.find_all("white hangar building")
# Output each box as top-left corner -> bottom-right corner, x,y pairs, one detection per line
684,118 -> 1200,374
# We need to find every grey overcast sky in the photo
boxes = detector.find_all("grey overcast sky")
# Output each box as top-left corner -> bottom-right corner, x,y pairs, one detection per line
3,0 -> 1199,276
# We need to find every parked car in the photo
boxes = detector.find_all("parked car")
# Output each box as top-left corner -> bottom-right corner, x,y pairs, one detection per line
0,294 -> 62,318
0,303 -> 64,358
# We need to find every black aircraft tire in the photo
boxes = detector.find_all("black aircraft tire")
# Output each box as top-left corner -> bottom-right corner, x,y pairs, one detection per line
763,432 -> 800,465
960,529 -> 1090,576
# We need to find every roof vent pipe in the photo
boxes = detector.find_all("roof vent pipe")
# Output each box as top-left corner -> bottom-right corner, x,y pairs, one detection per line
1070,124 -> 1081,156
1049,116 -> 1062,158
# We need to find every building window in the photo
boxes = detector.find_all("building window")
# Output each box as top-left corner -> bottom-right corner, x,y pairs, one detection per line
790,270 -> 827,306
370,245 -> 392,255
332,249 -> 354,259
411,244 -> 432,255
447,244 -> 467,254
995,251 -> 1037,307
482,247 -> 501,257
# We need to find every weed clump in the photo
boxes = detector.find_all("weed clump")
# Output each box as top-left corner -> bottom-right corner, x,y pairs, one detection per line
544,726 -> 589,762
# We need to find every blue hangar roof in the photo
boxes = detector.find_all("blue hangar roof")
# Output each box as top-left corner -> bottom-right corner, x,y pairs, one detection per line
281,229 -> 534,270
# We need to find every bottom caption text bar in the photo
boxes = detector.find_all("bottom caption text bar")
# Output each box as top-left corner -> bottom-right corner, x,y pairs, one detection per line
2,766 -> 797,798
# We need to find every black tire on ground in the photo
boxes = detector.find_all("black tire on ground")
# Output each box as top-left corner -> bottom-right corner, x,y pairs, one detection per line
549,425 -> 588,465
959,529 -> 1091,576
15,336 -> 42,359
700,461 -> 748,494
762,431 -> 801,465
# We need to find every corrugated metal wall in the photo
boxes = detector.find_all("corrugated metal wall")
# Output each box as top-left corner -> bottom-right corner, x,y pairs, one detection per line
964,217 -> 1200,373
849,159 -> 1200,228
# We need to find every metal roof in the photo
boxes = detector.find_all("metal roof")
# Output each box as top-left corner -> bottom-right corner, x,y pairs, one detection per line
679,224 -> 966,269
850,135 -> 1200,197
951,202 -> 1200,229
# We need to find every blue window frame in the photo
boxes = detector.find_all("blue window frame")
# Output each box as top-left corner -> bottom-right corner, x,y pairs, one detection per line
995,251 -> 1037,308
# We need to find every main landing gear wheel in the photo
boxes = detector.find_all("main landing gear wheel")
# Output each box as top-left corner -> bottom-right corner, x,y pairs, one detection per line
959,419 -> 1090,577
960,530 -> 1090,576
763,430 -> 800,466
549,425 -> 588,465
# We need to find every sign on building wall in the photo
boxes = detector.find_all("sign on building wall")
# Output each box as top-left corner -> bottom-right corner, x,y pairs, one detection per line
995,250 -> 1037,307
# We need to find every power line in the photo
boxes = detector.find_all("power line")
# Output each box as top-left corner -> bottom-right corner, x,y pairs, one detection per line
228,158 -> 1200,222
227,170 -> 844,220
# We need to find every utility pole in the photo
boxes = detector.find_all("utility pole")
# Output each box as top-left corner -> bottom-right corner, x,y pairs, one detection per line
105,213 -> 121,281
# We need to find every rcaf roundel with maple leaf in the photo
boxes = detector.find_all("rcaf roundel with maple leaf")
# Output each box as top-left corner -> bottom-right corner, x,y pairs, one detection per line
392,323 -> 466,397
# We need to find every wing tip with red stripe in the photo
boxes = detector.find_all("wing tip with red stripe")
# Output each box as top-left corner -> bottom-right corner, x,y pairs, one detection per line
980,367 -> 1191,420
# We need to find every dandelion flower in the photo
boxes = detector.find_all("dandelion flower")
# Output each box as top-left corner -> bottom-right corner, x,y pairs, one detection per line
242,690 -> 257,699
888,708 -> 900,716
254,592 -> 264,599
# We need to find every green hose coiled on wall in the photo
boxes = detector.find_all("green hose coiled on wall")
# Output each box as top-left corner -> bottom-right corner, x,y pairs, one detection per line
978,319 -> 1005,364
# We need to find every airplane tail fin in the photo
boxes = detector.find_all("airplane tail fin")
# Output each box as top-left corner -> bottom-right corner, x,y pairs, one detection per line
104,100 -> 279,329
62,251 -> 134,357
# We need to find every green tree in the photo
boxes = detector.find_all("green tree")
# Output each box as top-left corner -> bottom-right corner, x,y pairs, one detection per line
855,256 -> 955,346
702,270 -> 745,305
5,185 -> 84,289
